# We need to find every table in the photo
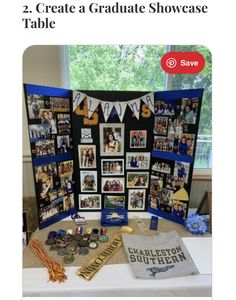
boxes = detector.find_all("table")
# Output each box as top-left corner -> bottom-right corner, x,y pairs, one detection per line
23,212 -> 212,297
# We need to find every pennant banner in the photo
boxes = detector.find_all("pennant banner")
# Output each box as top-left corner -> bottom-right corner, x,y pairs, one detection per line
87,97 -> 101,118
128,98 -> 141,120
73,91 -> 86,112
114,102 -> 127,122
73,91 -> 154,122
141,93 -> 155,114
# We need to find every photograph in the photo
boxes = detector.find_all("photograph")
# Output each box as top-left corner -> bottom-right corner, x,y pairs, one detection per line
179,98 -> 198,124
128,189 -> 146,210
27,94 -> 45,119
60,173 -> 73,194
57,113 -> 71,135
148,194 -> 160,210
35,139 -> 55,157
39,197 -> 64,222
78,145 -> 96,168
161,188 -> 174,206
40,109 -> 57,134
57,135 -> 71,153
100,123 -> 124,156
168,117 -> 184,138
154,99 -> 180,116
126,152 -> 150,170
101,159 -> 124,176
130,130 -> 147,148
153,136 -> 174,152
153,116 -> 168,135
174,161 -> 190,183
166,175 -> 188,192
29,124 -> 51,140
49,97 -> 70,112
178,134 -> 195,156
80,171 -> 97,192
101,177 -> 125,193
127,172 -> 149,188
78,194 -> 101,210
63,194 -> 75,211
171,200 -> 187,219
35,163 -> 57,183
150,175 -> 163,196
151,160 -> 172,174
104,195 -> 126,209
58,160 -> 73,176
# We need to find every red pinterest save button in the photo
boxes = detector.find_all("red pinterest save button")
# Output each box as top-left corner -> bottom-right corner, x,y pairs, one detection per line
161,52 -> 205,74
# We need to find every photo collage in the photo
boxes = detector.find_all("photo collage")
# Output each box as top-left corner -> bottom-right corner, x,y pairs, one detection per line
77,123 -> 151,211
153,97 -> 199,156
148,96 -> 201,220
26,93 -> 75,225
26,94 -> 73,158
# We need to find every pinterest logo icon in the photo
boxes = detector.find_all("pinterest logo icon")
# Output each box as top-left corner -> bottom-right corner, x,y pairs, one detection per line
166,58 -> 177,68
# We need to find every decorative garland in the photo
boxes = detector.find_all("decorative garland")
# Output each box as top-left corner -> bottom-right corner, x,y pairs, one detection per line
29,239 -> 67,283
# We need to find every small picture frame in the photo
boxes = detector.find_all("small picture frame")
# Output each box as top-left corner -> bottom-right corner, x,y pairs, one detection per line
130,130 -> 147,148
80,171 -> 97,193
128,189 -> 146,210
99,123 -> 124,156
78,194 -> 102,210
127,172 -> 149,188
78,145 -> 97,168
101,177 -> 125,193
101,159 -> 124,176
126,152 -> 150,170
104,195 -> 126,209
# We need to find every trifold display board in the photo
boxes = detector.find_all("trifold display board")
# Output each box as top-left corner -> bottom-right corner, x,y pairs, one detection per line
24,84 -> 203,229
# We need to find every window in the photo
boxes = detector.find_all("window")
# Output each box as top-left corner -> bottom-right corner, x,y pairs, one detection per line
68,45 -> 212,170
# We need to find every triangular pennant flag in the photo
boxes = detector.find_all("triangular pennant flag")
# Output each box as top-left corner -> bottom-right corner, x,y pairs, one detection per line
73,91 -> 86,112
170,188 -> 189,201
141,93 -> 155,114
100,101 -> 114,122
114,102 -> 127,122
87,97 -> 101,118
128,98 -> 141,120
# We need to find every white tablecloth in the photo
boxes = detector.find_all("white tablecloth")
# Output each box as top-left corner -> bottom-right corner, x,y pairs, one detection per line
23,212 -> 212,297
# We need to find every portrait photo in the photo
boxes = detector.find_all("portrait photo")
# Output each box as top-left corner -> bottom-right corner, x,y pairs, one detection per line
57,113 -> 71,135
174,161 -> 190,183
100,123 -> 124,156
150,175 -> 163,196
63,194 -> 75,211
178,134 -> 195,156
80,171 -> 97,192
27,94 -> 45,120
171,200 -> 187,219
130,130 -> 147,148
78,194 -> 101,210
40,109 -> 57,134
78,145 -> 96,168
60,173 -> 73,194
101,177 -> 125,193
101,159 -> 124,176
151,160 -> 171,174
153,116 -> 168,135
57,135 -> 71,154
148,194 -> 160,210
127,172 -> 149,188
35,139 -> 55,157
128,189 -> 146,210
153,136 -> 174,152
104,195 -> 126,209
58,160 -> 73,176
126,152 -> 150,170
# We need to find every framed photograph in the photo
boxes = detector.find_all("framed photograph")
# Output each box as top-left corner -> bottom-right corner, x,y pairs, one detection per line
127,172 -> 149,188
153,136 -> 174,152
128,189 -> 146,210
58,160 -> 73,176
151,161 -> 171,174
27,94 -> 45,120
57,135 -> 71,153
153,116 -> 168,135
40,109 -> 57,134
130,130 -> 147,148
150,175 -> 163,196
148,194 -> 160,210
166,175 -> 188,191
101,159 -> 124,176
174,161 -> 190,183
171,200 -> 187,219
180,98 -> 198,124
57,113 -> 71,135
80,171 -> 97,193
104,195 -> 126,209
35,139 -> 55,157
63,194 -> 75,211
60,173 -> 73,194
168,117 -> 183,138
78,145 -> 96,168
178,134 -> 195,156
101,177 -> 125,193
78,194 -> 101,210
49,97 -> 70,112
126,152 -> 150,170
99,123 -> 124,156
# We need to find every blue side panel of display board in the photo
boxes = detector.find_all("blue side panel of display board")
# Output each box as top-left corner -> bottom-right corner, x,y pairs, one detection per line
39,207 -> 77,229
148,207 -> 185,225
155,88 -> 203,100
32,152 -> 74,166
152,150 -> 193,164
25,83 -> 71,98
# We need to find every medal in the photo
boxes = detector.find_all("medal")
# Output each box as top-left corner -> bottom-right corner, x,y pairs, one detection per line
86,228 -> 92,235
100,227 -> 107,235
63,255 -> 75,264
49,244 -> 58,251
89,234 -> 99,241
78,240 -> 89,248
57,248 -> 66,256
89,241 -> 98,249
45,239 -> 55,246
92,228 -> 99,235
98,235 -> 109,243
78,247 -> 89,256
82,234 -> 90,241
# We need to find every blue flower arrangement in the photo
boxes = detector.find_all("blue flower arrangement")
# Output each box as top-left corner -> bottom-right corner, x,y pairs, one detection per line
185,214 -> 208,235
